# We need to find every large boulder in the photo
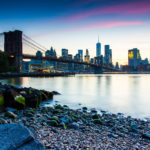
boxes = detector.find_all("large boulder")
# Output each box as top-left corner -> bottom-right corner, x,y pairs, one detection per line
0,91 -> 4,106
25,94 -> 39,108
25,89 -> 43,108
3,89 -> 25,109
0,83 -> 54,109
0,123 -> 44,150
40,90 -> 53,100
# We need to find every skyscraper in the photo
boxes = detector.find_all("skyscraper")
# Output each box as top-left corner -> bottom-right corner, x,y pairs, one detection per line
84,49 -> 90,63
62,49 -> 68,58
45,47 -> 57,58
96,37 -> 101,57
78,49 -> 83,62
104,45 -> 112,65
128,48 -> 141,69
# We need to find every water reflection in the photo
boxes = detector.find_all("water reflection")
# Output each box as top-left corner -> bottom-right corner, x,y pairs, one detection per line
1,77 -> 23,86
0,74 -> 150,119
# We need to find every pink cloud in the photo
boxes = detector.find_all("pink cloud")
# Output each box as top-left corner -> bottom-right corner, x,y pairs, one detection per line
73,21 -> 147,31
67,1 -> 150,22
30,21 -> 147,38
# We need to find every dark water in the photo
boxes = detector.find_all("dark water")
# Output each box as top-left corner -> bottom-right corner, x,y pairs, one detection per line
0,74 -> 150,119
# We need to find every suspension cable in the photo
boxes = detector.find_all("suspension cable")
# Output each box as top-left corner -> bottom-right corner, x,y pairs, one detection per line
23,34 -> 48,50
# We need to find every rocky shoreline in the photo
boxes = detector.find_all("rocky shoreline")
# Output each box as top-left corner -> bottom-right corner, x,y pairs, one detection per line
0,105 -> 150,149
0,83 -> 150,149
0,82 -> 60,111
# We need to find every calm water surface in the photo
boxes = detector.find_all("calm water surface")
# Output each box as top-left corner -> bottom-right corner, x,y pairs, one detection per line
0,74 -> 150,119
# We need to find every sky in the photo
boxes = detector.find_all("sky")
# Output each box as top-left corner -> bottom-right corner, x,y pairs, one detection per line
0,0 -> 150,65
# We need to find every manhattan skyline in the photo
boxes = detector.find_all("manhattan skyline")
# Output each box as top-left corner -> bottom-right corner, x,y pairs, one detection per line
0,0 -> 150,64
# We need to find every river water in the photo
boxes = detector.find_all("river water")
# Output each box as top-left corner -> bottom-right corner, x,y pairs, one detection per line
0,74 -> 150,119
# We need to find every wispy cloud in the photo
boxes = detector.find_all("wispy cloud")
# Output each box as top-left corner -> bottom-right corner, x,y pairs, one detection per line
31,21 -> 147,38
73,21 -> 147,31
74,21 -> 147,31
66,1 -> 150,22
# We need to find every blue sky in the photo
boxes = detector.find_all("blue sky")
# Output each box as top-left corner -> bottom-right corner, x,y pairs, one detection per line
0,0 -> 150,64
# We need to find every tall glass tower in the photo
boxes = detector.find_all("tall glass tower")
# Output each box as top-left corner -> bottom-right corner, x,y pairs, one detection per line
96,36 -> 101,57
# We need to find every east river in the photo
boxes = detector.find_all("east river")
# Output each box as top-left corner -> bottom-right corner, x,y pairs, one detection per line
0,74 -> 150,119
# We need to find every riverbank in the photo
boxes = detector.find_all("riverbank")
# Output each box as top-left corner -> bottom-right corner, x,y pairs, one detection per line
0,104 -> 150,149
0,72 -> 75,78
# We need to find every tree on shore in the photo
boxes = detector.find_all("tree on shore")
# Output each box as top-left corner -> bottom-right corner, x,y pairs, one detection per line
0,50 -> 17,73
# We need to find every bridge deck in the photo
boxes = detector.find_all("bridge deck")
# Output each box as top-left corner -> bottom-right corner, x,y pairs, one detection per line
23,54 -> 118,71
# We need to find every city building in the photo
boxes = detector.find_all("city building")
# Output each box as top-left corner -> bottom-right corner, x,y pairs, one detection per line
62,49 -> 68,58
22,61 -> 30,72
115,62 -> 119,69
45,47 -> 57,70
137,64 -> 150,72
36,51 -> 42,57
74,54 -> 81,71
84,49 -> 90,63
128,48 -> 141,69
68,54 -> 73,60
34,51 -> 43,64
94,56 -> 103,66
104,45 -> 112,66
29,50 -> 54,73
90,58 -> 94,64
68,54 -> 74,71
96,37 -> 101,57
74,54 -> 81,61
58,49 -> 69,71
121,65 -> 134,72
45,47 -> 57,58
78,50 -> 83,62
140,58 -> 149,65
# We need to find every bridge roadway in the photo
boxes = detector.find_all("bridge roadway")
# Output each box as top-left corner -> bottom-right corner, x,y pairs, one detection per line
22,54 -> 118,71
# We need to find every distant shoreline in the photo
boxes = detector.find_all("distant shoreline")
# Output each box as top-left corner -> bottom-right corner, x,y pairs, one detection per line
0,72 -> 75,78
103,72 -> 150,74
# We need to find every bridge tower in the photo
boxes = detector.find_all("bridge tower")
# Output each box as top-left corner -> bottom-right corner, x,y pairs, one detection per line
4,30 -> 23,72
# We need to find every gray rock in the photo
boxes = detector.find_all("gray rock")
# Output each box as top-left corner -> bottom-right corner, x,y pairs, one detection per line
131,124 -> 140,134
91,108 -> 97,114
82,107 -> 87,111
92,114 -> 99,119
52,91 -> 61,95
18,140 -> 44,150
93,119 -> 103,125
60,117 -> 69,124
47,120 -> 58,127
0,118 -> 7,124
142,132 -> 150,140
108,133 -> 118,138
0,123 -> 44,150
63,105 -> 69,109
5,111 -> 17,119
68,122 -> 79,130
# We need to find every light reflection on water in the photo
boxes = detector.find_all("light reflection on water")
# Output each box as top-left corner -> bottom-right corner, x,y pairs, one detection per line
0,74 -> 150,119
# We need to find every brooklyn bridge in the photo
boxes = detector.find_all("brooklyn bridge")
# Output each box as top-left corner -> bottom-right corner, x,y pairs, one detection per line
0,30 -> 119,73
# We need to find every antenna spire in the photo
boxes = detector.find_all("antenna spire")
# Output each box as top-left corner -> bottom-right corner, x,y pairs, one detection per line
98,35 -> 99,42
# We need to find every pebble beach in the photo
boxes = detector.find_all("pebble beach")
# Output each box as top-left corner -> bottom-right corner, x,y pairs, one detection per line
0,105 -> 150,149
